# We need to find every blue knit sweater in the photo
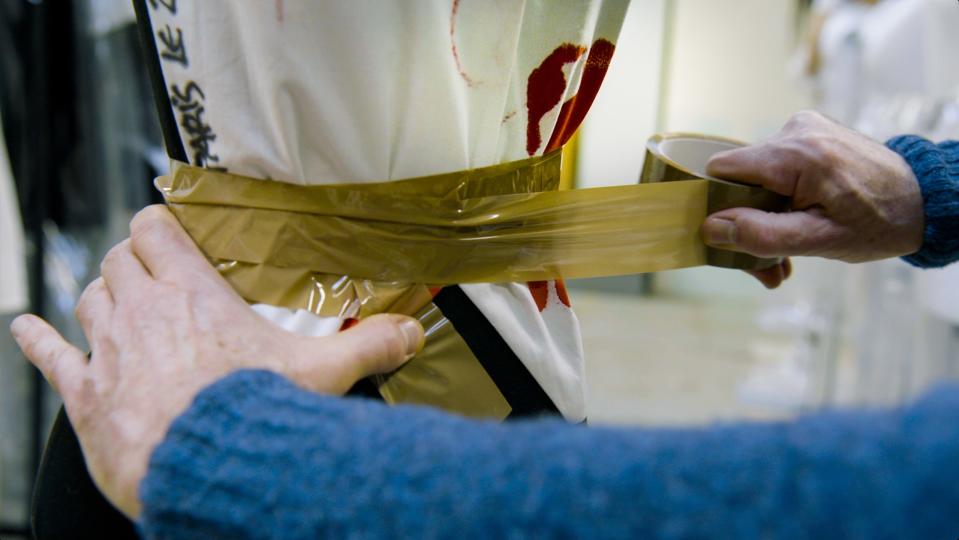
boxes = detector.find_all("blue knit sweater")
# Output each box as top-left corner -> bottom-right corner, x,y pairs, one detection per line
138,137 -> 959,539
888,135 -> 959,268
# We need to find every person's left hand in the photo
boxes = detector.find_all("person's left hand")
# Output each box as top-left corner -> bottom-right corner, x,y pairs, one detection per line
10,205 -> 424,519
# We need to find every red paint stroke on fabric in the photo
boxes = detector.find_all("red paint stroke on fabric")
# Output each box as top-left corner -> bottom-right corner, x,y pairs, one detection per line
544,39 -> 615,152
525,43 -> 586,155
527,281 -> 550,312
450,0 -> 478,87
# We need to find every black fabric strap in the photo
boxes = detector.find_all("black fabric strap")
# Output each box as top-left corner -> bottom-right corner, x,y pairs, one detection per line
433,286 -> 561,418
31,408 -> 138,540
131,0 -> 188,164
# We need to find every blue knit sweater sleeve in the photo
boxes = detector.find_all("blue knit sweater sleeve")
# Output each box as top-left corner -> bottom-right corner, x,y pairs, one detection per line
138,369 -> 959,539
887,135 -> 959,268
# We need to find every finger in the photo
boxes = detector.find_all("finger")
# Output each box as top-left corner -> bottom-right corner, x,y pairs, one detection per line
10,315 -> 85,400
129,205 -> 217,282
782,257 -> 793,280
702,208 -> 838,258
706,143 -> 801,197
75,277 -> 115,338
100,239 -> 151,299
744,258 -> 792,289
309,314 -> 424,390
745,263 -> 786,290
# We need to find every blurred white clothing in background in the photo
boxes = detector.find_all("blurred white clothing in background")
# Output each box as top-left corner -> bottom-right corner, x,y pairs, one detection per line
806,0 -> 959,405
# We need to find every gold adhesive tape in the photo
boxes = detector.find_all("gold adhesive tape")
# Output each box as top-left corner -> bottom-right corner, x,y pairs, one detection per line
162,179 -> 709,283
375,302 -> 513,419
158,134 -> 786,283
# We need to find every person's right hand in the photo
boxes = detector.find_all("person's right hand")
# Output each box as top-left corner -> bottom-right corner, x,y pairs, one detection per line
701,111 -> 925,286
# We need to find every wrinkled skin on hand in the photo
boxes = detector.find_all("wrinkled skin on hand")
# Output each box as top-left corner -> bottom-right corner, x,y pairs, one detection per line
702,110 -> 924,288
10,205 -> 424,518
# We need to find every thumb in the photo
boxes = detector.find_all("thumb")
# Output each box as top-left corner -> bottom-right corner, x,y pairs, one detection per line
702,208 -> 837,258
303,314 -> 424,393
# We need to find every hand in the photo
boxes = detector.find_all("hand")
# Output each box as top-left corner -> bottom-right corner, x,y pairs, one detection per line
9,205 -> 424,519
701,111 -> 924,287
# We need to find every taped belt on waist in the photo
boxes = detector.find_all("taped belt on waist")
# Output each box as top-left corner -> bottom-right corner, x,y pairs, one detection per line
157,150 -> 721,284
155,148 -> 785,420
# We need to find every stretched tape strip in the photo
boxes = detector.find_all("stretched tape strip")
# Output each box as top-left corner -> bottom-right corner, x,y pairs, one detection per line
157,135 -> 788,285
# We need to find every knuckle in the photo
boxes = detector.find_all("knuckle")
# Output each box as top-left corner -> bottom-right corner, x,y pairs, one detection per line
99,240 -> 130,275
800,135 -> 832,162
788,109 -> 821,127
75,279 -> 104,318
349,316 -> 408,369
131,204 -> 170,229
784,112 -> 805,130
99,247 -> 119,273
130,206 -> 173,245
738,217 -> 779,257
778,137 -> 824,174
129,218 -> 163,248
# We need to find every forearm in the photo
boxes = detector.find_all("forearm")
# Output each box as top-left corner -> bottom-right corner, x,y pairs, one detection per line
888,136 -> 959,268
138,370 -> 959,539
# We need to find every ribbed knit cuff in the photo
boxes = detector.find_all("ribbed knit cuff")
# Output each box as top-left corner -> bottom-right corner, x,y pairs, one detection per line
887,135 -> 959,269
137,369 -> 319,540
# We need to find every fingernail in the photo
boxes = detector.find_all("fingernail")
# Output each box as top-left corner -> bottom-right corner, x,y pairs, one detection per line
9,315 -> 27,340
704,217 -> 738,246
400,319 -> 424,359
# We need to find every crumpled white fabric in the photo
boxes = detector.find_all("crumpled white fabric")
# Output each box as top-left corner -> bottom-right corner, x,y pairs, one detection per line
145,0 -> 630,421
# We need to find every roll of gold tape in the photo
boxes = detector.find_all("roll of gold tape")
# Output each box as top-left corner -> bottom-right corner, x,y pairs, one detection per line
640,133 -> 791,270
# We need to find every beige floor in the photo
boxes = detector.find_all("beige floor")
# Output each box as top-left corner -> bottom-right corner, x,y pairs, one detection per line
575,288 -> 806,426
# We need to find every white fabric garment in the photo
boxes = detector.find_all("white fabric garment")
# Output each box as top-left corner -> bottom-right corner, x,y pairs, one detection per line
0,110 -> 27,314
145,0 -> 630,420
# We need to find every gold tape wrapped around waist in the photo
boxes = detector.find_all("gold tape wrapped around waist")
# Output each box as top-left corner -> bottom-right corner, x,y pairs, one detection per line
157,151 -> 710,284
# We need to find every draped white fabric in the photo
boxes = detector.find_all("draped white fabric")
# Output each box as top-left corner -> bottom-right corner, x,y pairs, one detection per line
146,1 -> 631,420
